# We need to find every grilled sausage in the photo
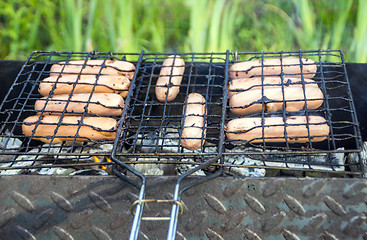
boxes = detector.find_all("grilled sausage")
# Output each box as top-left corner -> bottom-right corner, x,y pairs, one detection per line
38,75 -> 131,97
229,58 -> 317,79
228,77 -> 317,97
22,115 -> 117,143
226,115 -> 329,143
181,93 -> 206,150
229,84 -> 323,115
34,93 -> 124,116
50,60 -> 135,79
155,55 -> 185,102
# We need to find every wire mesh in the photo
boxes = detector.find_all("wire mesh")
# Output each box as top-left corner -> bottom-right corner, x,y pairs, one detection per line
0,50 -> 363,175
0,51 -> 140,173
223,50 -> 363,174
114,53 -> 227,161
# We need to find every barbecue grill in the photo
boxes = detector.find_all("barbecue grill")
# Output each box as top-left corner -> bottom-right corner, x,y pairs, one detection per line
0,50 -> 366,240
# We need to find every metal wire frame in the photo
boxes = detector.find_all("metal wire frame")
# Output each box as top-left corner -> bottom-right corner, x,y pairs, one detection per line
110,51 -> 230,240
0,51 -> 140,171
0,50 -> 363,175
114,52 -> 227,156
223,49 -> 363,175
0,49 -> 364,240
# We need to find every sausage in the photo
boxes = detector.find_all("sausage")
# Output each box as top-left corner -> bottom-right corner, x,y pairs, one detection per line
50,60 -> 135,79
181,93 -> 206,150
34,93 -> 124,116
229,84 -> 323,115
38,75 -> 131,97
229,58 -> 317,79
155,55 -> 185,102
226,115 -> 329,143
22,115 -> 117,143
228,77 -> 317,97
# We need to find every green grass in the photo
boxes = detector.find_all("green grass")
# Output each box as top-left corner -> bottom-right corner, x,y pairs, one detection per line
0,0 -> 366,62
352,0 -> 367,62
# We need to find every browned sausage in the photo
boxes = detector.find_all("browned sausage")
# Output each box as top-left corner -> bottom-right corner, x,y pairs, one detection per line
229,84 -> 323,115
34,93 -> 124,116
181,93 -> 206,150
38,75 -> 131,97
50,60 -> 135,79
155,55 -> 185,102
22,115 -> 117,143
229,58 -> 317,79
228,77 -> 317,97
226,115 -> 329,143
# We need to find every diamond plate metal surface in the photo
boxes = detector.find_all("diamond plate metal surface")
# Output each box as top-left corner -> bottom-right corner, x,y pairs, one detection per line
0,176 -> 367,240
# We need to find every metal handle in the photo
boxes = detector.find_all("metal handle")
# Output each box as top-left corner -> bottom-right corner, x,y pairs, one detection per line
131,199 -> 184,221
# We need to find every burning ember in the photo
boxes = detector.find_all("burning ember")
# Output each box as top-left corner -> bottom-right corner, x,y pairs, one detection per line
93,156 -> 112,170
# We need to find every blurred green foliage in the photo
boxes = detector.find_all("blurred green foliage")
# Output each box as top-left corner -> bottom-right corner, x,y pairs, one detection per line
0,0 -> 366,62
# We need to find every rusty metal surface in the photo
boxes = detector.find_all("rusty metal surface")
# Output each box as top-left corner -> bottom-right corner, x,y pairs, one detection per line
0,175 -> 366,240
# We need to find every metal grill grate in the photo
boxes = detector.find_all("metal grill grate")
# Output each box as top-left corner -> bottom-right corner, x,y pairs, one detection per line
222,50 -> 363,174
0,51 -> 140,173
0,50 -> 363,175
113,53 -> 228,170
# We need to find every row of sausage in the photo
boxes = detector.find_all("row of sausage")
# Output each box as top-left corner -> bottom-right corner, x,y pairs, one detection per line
22,60 -> 135,143
22,56 -> 330,149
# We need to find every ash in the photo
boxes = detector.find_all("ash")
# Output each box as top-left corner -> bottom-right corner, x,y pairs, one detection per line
227,145 -> 346,172
0,129 -> 22,162
127,128 -> 265,177
1,128 -> 365,177
0,141 -> 113,175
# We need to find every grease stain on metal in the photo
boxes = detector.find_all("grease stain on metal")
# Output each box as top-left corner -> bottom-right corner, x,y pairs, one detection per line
244,193 -> 266,214
11,191 -> 35,212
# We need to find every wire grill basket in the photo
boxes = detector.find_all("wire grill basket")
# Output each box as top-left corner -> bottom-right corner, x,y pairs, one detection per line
0,50 -> 363,175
